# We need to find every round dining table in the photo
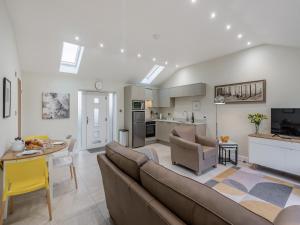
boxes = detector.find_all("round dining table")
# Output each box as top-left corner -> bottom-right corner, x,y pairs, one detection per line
0,140 -> 68,219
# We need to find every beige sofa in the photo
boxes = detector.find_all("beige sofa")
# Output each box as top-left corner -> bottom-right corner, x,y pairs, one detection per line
169,126 -> 218,175
97,142 -> 300,225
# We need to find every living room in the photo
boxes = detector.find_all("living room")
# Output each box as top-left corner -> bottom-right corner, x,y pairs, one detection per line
1,0 -> 300,225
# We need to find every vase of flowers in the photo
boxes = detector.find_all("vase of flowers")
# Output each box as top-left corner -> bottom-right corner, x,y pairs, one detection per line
248,113 -> 268,134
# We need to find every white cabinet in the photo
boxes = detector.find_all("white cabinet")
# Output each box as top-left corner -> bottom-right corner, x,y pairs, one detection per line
152,89 -> 159,107
145,88 -> 153,100
126,86 -> 145,100
249,136 -> 300,176
158,89 -> 172,108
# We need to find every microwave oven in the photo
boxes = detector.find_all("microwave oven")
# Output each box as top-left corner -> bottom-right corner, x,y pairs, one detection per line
132,100 -> 145,110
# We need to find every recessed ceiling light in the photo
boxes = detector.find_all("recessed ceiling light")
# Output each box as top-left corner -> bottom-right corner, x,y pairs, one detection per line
152,57 -> 156,62
99,43 -> 104,48
137,53 -> 142,58
191,0 -> 197,3
120,48 -> 125,53
247,41 -> 252,46
237,34 -> 243,39
75,36 -> 80,41
176,65 -> 179,68
226,25 -> 231,30
210,12 -> 216,19
165,61 -> 168,65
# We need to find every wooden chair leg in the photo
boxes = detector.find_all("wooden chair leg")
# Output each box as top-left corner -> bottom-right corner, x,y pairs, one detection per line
69,165 -> 73,179
9,196 -> 13,215
72,166 -> 78,189
46,189 -> 52,221
0,200 -> 6,225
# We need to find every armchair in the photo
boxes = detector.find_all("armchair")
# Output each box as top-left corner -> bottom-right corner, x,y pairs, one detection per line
169,126 -> 218,175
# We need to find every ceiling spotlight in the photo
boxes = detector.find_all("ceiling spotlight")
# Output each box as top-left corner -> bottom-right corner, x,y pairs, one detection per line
247,41 -> 252,46
152,57 -> 156,62
165,61 -> 168,65
137,53 -> 142,58
176,65 -> 179,68
99,43 -> 104,48
120,48 -> 125,53
191,0 -> 197,3
210,12 -> 216,19
226,25 -> 231,30
75,36 -> 80,41
237,34 -> 243,39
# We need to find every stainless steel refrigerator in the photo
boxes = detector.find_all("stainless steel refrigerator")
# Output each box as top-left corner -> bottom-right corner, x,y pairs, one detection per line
132,111 -> 146,148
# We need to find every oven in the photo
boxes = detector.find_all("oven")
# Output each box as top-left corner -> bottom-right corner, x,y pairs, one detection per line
132,100 -> 145,111
146,121 -> 156,138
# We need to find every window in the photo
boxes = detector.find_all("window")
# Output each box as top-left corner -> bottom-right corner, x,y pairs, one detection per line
141,65 -> 165,84
59,42 -> 84,74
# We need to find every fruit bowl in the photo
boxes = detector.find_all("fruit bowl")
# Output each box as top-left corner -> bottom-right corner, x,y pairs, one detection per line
220,136 -> 230,143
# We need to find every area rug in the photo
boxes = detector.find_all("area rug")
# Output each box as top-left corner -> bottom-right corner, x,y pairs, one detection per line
205,167 -> 300,222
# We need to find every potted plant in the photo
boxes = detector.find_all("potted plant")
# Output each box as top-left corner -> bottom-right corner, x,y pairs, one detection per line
248,113 -> 268,135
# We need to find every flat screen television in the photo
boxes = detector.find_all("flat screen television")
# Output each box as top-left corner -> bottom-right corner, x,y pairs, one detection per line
271,108 -> 300,137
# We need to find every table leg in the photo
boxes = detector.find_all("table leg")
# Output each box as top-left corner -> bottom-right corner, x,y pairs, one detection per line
235,146 -> 238,165
47,156 -> 54,202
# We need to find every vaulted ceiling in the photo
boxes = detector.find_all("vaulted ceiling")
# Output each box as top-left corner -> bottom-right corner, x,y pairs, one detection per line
6,0 -> 300,85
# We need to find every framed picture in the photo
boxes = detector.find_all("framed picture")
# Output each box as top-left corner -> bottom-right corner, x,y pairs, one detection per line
3,78 -> 11,118
215,80 -> 266,104
42,92 -> 70,119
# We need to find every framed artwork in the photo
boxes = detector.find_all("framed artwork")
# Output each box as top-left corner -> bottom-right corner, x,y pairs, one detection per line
215,80 -> 266,104
42,92 -> 70,119
3,78 -> 11,118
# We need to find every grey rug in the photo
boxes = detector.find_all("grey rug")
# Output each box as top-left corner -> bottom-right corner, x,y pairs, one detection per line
87,147 -> 105,153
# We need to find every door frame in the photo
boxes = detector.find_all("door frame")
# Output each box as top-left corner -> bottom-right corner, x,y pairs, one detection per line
17,78 -> 22,137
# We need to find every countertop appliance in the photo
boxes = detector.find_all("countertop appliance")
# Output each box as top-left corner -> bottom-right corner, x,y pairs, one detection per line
132,111 -> 146,148
132,100 -> 145,111
146,121 -> 156,138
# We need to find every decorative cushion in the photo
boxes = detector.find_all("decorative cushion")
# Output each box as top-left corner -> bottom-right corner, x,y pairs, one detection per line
134,147 -> 159,164
172,126 -> 195,143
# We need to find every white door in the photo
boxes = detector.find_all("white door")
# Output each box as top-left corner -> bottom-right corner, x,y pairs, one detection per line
86,94 -> 108,149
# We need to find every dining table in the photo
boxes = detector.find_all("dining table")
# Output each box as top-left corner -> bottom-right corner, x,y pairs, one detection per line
0,140 -> 68,219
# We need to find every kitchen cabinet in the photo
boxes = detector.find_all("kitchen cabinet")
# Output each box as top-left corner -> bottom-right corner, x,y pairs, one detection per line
145,88 -> 153,100
170,83 -> 206,98
126,85 -> 145,100
158,89 -> 172,108
156,121 -> 206,143
152,89 -> 159,107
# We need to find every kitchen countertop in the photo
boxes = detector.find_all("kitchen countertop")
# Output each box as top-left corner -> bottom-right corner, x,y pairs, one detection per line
153,119 -> 206,125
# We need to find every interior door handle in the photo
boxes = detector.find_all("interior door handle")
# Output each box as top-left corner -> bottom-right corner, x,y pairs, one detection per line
86,117 -> 89,125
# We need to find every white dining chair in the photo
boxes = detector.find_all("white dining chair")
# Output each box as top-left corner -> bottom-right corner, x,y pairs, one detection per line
53,139 -> 78,189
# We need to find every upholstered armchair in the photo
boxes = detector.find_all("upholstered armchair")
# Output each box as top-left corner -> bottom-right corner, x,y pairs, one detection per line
169,126 -> 218,175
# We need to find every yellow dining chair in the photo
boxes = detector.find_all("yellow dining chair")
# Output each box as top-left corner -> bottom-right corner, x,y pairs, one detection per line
0,157 -> 52,225
24,135 -> 49,141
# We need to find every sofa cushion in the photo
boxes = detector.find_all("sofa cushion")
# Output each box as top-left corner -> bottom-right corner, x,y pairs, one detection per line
106,142 -> 148,182
172,126 -> 195,143
140,161 -> 271,225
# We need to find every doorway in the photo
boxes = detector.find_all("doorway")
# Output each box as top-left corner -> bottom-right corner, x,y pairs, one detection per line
78,91 -> 117,151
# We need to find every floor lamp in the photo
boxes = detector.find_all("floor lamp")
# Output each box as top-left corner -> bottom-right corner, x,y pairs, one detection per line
214,96 -> 225,141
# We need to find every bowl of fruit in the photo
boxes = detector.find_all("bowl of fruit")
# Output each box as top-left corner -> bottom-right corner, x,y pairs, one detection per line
25,139 -> 44,150
220,136 -> 230,143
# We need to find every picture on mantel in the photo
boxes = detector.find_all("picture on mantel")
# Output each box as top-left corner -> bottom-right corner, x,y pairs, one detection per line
42,92 -> 70,119
215,80 -> 266,104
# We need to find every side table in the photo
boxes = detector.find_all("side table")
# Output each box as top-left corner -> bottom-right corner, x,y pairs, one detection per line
219,141 -> 238,165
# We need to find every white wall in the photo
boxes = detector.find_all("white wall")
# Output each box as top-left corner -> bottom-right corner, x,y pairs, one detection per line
22,73 -> 125,145
0,0 -> 21,156
161,44 -> 300,158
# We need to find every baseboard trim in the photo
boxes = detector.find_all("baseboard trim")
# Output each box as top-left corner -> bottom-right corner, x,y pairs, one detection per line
238,154 -> 249,163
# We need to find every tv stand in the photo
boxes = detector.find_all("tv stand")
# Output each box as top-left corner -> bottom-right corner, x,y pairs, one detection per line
248,133 -> 300,176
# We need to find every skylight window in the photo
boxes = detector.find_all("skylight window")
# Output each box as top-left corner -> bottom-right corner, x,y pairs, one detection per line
59,42 -> 84,74
141,65 -> 165,84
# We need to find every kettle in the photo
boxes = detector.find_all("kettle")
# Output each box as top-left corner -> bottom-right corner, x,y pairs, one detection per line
11,137 -> 25,152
